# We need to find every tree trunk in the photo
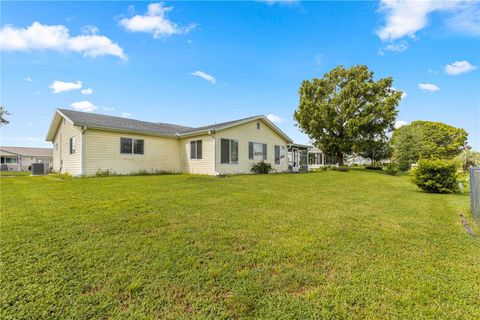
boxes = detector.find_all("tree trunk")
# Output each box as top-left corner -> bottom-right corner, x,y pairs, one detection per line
336,152 -> 344,166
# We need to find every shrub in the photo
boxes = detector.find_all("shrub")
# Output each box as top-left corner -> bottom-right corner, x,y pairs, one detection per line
412,159 -> 459,193
96,169 -> 115,177
49,172 -> 72,180
385,163 -> 399,176
251,161 -> 275,174
332,166 -> 349,172
365,166 -> 383,171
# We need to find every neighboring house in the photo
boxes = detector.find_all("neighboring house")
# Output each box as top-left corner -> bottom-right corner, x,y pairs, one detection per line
0,146 -> 53,171
46,109 -> 294,176
308,148 -> 339,169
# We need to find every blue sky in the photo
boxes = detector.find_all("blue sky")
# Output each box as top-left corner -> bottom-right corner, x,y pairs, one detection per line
1,1 -> 479,149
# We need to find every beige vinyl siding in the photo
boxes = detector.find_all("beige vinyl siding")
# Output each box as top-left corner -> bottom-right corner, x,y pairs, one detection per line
179,135 -> 215,174
83,129 -> 181,175
215,119 -> 289,174
52,119 -> 83,175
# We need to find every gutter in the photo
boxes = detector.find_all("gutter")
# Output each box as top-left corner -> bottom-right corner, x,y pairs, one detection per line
81,125 -> 87,176
207,129 -> 219,175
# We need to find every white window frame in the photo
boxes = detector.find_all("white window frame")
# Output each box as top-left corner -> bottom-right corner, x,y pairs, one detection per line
190,140 -> 202,160
120,137 -> 145,155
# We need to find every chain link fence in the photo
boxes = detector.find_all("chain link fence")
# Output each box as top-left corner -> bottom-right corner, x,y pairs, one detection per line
470,167 -> 480,223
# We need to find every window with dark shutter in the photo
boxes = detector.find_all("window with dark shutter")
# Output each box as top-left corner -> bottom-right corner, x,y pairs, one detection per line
190,141 -> 197,159
275,145 -> 280,164
262,143 -> 267,160
197,140 -> 202,159
190,140 -> 202,159
221,139 -> 230,163
221,139 -> 238,164
249,142 -> 254,160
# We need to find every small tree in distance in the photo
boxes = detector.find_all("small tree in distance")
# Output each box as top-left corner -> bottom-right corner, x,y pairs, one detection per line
0,106 -> 10,126
294,65 -> 402,165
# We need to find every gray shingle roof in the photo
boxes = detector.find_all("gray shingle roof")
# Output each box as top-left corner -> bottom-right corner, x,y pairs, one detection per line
56,109 -> 292,142
59,109 -> 193,136
0,146 -> 53,157
179,115 -> 262,134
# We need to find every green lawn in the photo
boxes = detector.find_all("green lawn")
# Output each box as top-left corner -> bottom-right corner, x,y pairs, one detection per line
1,170 -> 479,319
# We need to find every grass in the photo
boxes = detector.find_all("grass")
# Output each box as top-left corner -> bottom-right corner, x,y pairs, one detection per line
0,170 -> 31,176
1,170 -> 479,319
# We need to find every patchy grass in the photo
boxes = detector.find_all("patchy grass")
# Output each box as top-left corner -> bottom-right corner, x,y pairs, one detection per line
1,171 -> 479,319
0,171 -> 31,176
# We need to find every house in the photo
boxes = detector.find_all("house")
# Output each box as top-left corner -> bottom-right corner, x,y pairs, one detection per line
0,146 -> 53,172
45,109 -> 294,176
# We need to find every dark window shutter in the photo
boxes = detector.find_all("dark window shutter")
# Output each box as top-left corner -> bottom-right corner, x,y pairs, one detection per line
262,143 -> 267,160
69,138 -> 73,154
221,139 -> 229,163
248,142 -> 253,160
275,145 -> 280,164
197,140 -> 202,159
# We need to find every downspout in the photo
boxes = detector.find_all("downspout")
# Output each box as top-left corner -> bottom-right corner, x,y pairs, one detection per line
81,125 -> 87,176
208,130 -> 219,175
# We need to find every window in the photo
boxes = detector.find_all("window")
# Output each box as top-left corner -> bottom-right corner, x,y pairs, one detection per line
274,145 -> 286,165
190,140 -> 202,159
2,157 -> 17,164
120,138 -> 144,155
221,139 -> 238,164
134,139 -> 144,155
69,137 -> 76,154
248,142 -> 267,160
256,122 -> 260,130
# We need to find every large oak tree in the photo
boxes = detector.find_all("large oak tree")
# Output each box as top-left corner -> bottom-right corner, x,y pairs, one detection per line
294,65 -> 402,165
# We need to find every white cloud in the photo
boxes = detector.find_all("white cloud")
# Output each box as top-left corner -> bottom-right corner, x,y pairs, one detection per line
23,76 -> 33,82
378,41 -> 408,55
71,100 -> 97,112
444,60 -> 477,75
189,70 -> 216,84
102,106 -> 115,111
395,120 -> 409,129
120,2 -> 196,38
376,0 -> 463,41
81,88 -> 93,95
49,80 -> 82,93
266,114 -> 284,124
418,83 -> 440,92
0,22 -> 127,60
392,87 -> 407,99
445,2 -> 480,36
81,25 -> 99,35
121,112 -> 132,118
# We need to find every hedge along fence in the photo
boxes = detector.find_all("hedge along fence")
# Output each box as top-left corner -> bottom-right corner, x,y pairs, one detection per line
412,159 -> 459,194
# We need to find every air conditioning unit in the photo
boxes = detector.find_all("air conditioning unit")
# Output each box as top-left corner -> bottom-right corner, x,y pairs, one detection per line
31,163 -> 47,175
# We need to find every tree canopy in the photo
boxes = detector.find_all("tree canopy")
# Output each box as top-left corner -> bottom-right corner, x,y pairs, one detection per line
0,106 -> 10,126
294,65 -> 402,165
391,121 -> 468,170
